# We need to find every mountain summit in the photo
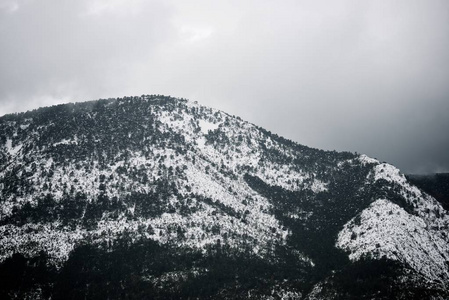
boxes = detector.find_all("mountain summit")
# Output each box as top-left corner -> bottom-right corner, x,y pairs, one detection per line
1,95 -> 448,299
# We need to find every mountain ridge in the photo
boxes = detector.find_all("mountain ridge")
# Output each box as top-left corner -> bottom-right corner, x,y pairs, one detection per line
1,95 -> 448,299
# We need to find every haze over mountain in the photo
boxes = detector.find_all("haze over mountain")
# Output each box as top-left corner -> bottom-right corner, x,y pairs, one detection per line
2,0 -> 449,174
1,95 -> 448,299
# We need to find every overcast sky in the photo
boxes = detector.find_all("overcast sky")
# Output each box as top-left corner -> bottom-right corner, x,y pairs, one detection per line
1,0 -> 448,174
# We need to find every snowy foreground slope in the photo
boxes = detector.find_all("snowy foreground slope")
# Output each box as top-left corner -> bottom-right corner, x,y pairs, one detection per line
0,95 -> 448,299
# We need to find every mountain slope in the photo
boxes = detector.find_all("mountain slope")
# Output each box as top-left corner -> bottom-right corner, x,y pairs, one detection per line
1,95 -> 448,299
407,173 -> 449,210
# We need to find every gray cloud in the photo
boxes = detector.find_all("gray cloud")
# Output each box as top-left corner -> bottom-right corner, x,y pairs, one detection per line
1,0 -> 448,174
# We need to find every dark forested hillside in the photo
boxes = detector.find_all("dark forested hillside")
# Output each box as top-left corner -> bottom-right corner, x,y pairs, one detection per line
407,173 -> 449,210
1,95 -> 448,299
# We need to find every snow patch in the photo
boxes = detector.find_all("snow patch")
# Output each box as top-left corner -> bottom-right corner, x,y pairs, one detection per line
358,154 -> 379,165
198,119 -> 219,134
337,199 -> 449,284
373,163 -> 405,184
53,135 -> 79,146
5,139 -> 22,156
310,179 -> 328,193
0,223 -> 84,266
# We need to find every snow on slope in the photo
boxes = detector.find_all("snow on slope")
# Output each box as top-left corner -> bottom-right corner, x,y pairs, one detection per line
337,199 -> 449,285
0,98 -> 303,264
2,97 -> 448,283
0,143 -> 289,264
371,162 -> 449,229
0,223 -> 84,266
5,139 -> 22,156
337,159 -> 449,286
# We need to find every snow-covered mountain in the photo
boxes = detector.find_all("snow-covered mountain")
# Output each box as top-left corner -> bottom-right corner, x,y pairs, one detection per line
1,95 -> 448,299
